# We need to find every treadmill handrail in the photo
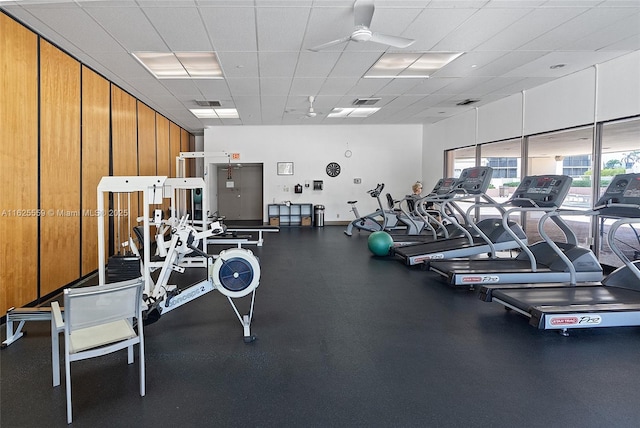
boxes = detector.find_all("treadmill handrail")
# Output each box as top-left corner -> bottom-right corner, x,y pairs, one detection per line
538,211 -> 578,285
462,195 -> 531,258
502,205 -> 559,272
426,190 -> 500,239
608,217 -> 640,282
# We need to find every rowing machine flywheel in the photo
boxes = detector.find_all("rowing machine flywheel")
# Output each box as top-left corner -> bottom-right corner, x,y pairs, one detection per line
211,248 -> 261,298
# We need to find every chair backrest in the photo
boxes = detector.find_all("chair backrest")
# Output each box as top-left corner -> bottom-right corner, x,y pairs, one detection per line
64,278 -> 143,333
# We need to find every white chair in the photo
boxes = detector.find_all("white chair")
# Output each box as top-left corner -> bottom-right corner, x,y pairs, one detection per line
51,278 -> 145,424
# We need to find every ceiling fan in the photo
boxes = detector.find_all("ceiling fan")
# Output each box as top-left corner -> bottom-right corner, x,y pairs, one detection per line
309,0 -> 415,52
306,96 -> 318,118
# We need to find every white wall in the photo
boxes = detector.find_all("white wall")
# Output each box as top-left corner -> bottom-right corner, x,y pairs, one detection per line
597,51 -> 640,121
204,124 -> 423,223
524,67 -> 596,135
478,93 -> 523,143
423,51 -> 640,183
422,109 -> 476,187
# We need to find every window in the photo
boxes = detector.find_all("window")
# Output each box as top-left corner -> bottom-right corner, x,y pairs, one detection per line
526,127 -> 594,247
598,118 -> 640,267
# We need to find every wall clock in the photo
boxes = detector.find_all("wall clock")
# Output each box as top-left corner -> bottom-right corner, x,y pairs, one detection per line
326,162 -> 341,177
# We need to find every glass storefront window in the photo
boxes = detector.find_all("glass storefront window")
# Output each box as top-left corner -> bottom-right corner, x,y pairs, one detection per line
526,127 -> 594,247
598,118 -> 640,268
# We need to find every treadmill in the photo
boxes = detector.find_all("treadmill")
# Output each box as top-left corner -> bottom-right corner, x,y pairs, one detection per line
393,167 -> 528,266
388,177 -> 461,242
429,175 -> 603,288
478,173 -> 640,335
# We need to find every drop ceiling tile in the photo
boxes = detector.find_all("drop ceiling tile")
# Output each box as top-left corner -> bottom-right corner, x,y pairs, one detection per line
345,78 -> 393,96
226,77 -> 260,96
319,77 -> 360,95
329,52 -> 382,77
199,6 -> 257,52
256,6 -> 310,51
294,51 -> 342,78
216,52 -> 259,78
433,51 -> 508,78
504,51 -> 630,78
260,77 -> 293,96
432,7 -> 533,52
142,6 -> 212,51
521,6 -> 637,50
193,80 -> 232,100
258,52 -> 299,78
563,12 -> 640,51
473,51 -> 548,77
474,7 -> 588,51
375,78 -> 423,96
289,78 -> 327,96
83,5 -> 168,51
401,7 -> 477,51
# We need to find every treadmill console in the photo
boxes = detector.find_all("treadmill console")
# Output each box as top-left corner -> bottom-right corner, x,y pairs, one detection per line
451,166 -> 493,195
595,173 -> 640,217
428,177 -> 458,196
510,175 -> 573,207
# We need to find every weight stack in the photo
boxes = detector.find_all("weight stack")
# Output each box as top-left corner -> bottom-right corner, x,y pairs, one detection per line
107,255 -> 141,283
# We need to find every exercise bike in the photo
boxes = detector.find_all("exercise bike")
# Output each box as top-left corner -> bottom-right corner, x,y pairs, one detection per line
344,183 -> 400,236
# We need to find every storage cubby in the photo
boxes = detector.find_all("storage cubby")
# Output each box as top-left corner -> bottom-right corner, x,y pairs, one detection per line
268,203 -> 312,227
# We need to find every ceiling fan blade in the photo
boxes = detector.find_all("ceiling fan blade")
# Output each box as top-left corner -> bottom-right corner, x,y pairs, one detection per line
354,0 -> 375,28
308,36 -> 352,52
369,32 -> 415,48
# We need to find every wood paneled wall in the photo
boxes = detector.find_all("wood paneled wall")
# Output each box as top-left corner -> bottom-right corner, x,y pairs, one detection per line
0,14 -> 39,312
39,40 -> 81,296
138,102 -> 157,176
81,66 -> 110,276
1,12 -> 194,313
169,122 -> 181,178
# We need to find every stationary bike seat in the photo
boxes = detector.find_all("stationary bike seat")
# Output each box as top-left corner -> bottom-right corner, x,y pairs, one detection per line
347,200 -> 357,204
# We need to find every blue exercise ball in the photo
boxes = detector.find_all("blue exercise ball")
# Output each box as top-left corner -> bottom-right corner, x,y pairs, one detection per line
368,231 -> 393,257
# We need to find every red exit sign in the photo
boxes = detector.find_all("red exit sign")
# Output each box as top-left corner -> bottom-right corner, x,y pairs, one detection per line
231,153 -> 240,160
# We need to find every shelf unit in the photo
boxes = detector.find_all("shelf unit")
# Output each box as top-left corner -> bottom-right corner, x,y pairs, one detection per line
268,203 -> 312,227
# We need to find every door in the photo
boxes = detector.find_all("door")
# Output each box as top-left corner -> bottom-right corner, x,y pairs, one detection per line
217,164 -> 263,221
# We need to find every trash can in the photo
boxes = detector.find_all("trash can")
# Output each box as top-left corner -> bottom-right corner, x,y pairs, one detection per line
314,205 -> 325,227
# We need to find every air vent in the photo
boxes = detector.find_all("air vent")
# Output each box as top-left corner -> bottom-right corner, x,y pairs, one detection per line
456,99 -> 479,106
353,98 -> 381,106
195,100 -> 221,107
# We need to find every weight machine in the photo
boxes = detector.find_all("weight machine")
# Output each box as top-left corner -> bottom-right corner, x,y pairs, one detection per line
97,176 -> 262,342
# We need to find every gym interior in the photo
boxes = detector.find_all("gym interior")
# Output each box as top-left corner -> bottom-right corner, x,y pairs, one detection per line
1,2 -> 640,427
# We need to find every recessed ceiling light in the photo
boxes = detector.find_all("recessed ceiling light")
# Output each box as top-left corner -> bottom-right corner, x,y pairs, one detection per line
133,52 -> 223,79
189,108 -> 238,119
550,64 -> 566,69
365,52 -> 463,79
327,107 -> 380,118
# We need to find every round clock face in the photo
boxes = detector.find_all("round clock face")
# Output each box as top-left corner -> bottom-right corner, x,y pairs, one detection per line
326,162 -> 341,177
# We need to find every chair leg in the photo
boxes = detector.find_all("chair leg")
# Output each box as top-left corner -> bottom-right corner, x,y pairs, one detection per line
65,355 -> 72,424
127,345 -> 134,364
139,342 -> 145,397
51,318 -> 60,387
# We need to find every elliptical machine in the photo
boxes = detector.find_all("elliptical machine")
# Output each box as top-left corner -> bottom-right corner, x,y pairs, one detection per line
344,183 -> 399,236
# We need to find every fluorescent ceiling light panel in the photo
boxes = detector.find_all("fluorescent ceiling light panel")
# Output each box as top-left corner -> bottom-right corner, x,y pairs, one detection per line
189,108 -> 239,119
365,52 -> 463,78
133,52 -> 223,79
327,107 -> 380,118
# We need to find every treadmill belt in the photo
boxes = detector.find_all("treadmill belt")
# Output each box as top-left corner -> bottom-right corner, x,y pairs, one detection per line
395,236 -> 478,256
492,286 -> 640,310
430,259 -> 546,274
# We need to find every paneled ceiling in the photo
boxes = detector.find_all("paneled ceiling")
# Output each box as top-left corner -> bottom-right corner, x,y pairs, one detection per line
2,0 -> 639,134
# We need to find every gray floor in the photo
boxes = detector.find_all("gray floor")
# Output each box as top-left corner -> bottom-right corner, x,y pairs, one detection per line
2,225 -> 640,427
